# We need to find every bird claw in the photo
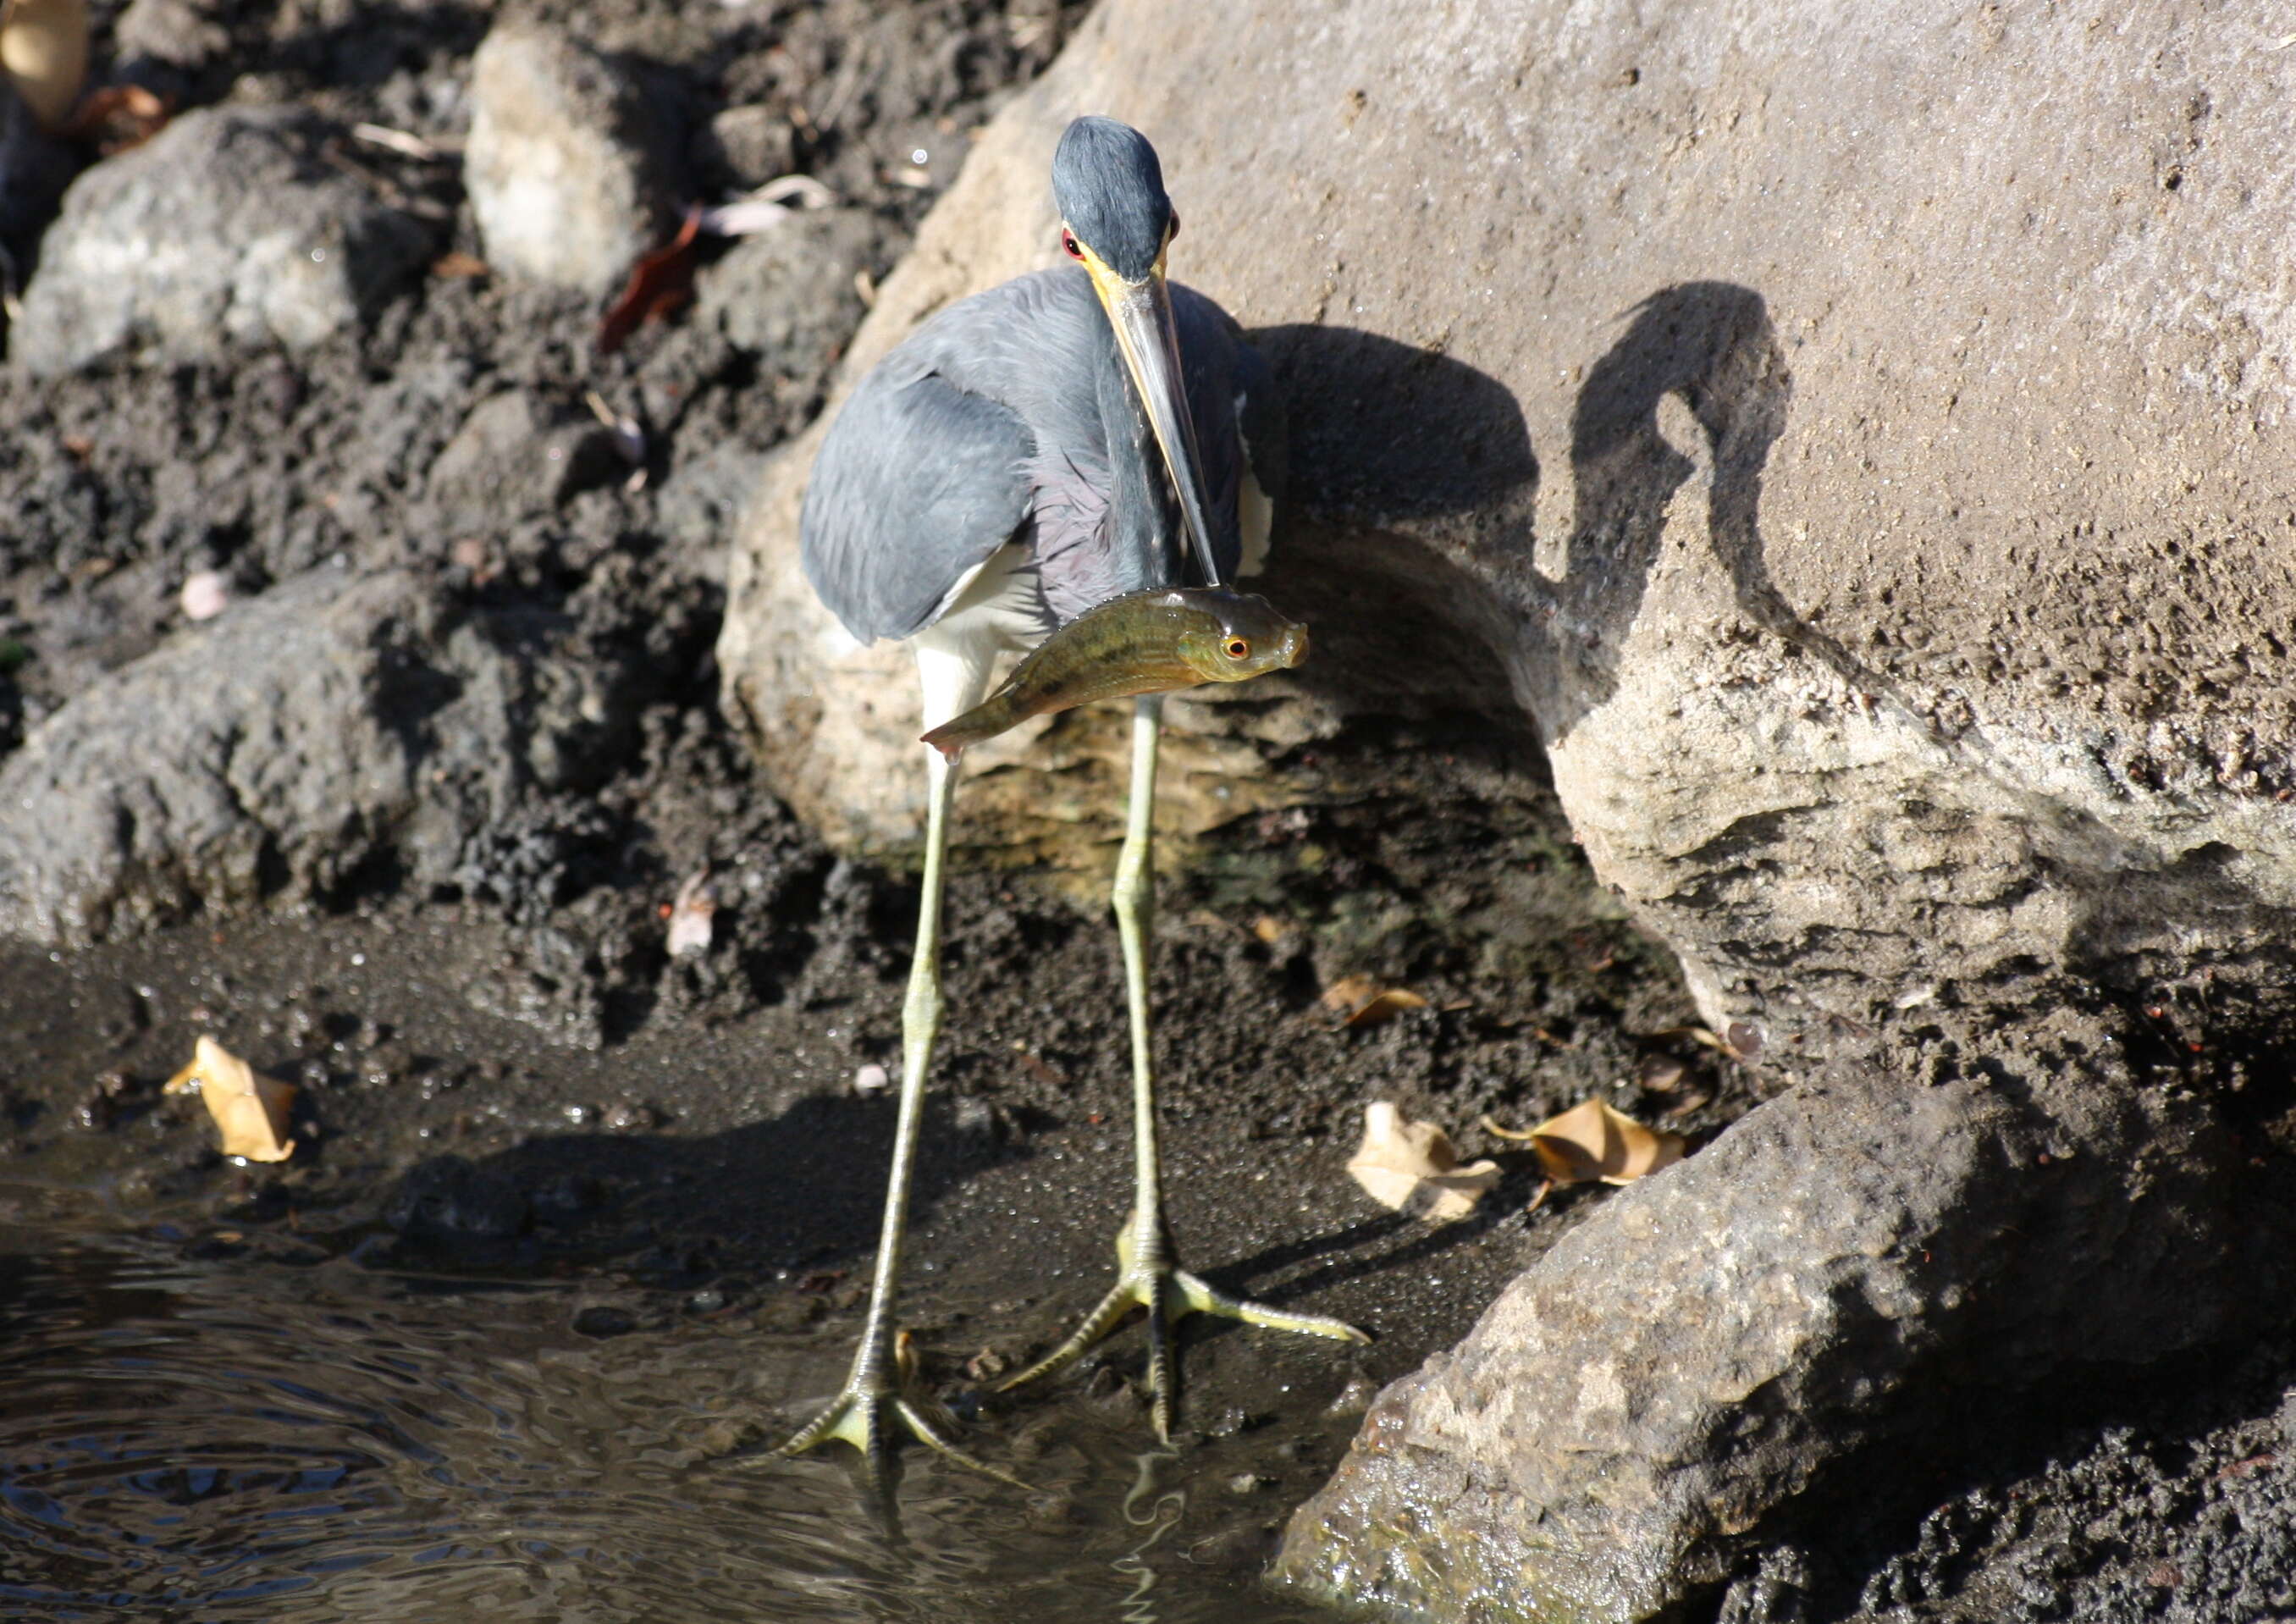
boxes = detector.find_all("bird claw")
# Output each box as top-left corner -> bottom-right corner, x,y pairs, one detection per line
776,1340 -> 1029,1492
1000,1219 -> 1368,1442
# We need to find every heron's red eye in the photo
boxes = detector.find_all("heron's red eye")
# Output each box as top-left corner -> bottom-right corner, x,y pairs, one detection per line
1224,637 -> 1250,660
1060,229 -> 1083,260
1167,212 -> 1181,241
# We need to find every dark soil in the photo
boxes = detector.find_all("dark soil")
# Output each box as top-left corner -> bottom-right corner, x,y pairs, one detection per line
1,3 -> 2290,1622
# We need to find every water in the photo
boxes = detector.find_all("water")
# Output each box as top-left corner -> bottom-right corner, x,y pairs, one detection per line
0,1183 -> 1327,1623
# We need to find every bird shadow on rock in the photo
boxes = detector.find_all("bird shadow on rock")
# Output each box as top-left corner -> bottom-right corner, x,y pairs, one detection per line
1541,280 -> 1897,745
1241,323 -> 1543,746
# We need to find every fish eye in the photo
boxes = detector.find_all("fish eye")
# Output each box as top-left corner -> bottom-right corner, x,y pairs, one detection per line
1060,229 -> 1084,261
1224,637 -> 1250,660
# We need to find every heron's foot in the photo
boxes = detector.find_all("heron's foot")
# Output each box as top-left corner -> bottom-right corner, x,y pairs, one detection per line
1000,1219 -> 1368,1441
777,1334 -> 1027,1490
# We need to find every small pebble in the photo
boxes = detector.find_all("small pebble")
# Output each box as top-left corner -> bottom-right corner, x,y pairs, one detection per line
180,572 -> 231,621
573,1306 -> 637,1338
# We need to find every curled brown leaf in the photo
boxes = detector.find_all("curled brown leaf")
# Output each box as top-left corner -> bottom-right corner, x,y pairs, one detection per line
1482,1097 -> 1683,1187
163,1036 -> 296,1163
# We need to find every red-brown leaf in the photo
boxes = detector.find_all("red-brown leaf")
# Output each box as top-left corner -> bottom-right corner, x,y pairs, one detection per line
597,207 -> 700,354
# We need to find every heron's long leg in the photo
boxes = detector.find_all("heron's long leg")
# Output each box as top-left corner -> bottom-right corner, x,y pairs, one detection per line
1002,697 -> 1367,1441
777,736 -> 1019,1489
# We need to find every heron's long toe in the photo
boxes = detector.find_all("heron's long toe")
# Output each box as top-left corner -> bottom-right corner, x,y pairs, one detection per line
999,1214 -> 1368,1442
777,1335 -> 1027,1491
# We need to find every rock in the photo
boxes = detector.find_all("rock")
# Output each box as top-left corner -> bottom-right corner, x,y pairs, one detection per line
693,207 -> 886,383
1273,1052 -> 2243,1621
712,0 -> 2296,1611
111,0 -> 231,72
11,107 -> 436,376
462,19 -> 676,296
386,1154 -> 529,1241
721,0 -> 2296,1031
692,103 -> 797,194
0,566 -> 655,948
424,389 -> 622,528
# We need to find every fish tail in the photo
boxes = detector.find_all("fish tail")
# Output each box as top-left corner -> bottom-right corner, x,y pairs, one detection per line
920,696 -> 1022,759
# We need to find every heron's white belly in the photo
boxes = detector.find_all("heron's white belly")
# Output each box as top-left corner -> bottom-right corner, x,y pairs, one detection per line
909,543 -> 1050,727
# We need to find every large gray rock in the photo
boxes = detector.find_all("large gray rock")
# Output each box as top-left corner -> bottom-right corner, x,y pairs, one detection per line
10,107 -> 436,376
0,566 -> 637,947
1271,1049 -> 2242,1621
462,19 -> 676,297
721,0 -> 2296,1028
712,0 -> 2296,1613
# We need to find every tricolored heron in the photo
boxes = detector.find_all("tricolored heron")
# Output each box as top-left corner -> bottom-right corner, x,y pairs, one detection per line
781,115 -> 1366,1475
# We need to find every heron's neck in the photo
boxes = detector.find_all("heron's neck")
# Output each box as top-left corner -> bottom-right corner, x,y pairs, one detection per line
1098,329 -> 1184,591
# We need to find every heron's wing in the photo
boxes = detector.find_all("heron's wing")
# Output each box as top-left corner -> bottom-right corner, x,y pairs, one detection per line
800,358 -> 1037,645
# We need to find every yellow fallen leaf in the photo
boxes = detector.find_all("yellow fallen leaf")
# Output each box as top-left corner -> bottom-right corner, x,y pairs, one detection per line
1346,1102 -> 1499,1224
1321,975 -> 1430,1028
1482,1098 -> 1683,1186
164,1036 -> 296,1163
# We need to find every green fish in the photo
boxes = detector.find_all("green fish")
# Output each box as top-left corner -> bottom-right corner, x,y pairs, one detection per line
921,588 -> 1310,758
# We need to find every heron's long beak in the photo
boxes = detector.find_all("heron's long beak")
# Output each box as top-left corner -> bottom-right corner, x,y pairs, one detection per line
1090,261 -> 1227,588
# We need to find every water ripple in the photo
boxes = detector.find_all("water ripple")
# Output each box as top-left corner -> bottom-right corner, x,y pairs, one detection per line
0,1189 -> 1326,1623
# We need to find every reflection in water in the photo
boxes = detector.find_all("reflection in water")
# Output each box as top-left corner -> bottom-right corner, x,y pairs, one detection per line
0,1186 -> 1322,1623
1111,1450 -> 1184,1624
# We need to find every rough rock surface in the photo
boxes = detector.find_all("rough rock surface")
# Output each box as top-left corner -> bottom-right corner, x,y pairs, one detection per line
425,390 -> 623,528
462,19 -> 676,297
1271,1045 -> 2244,1621
10,106 -> 436,376
724,0 -> 2296,1032
0,565 -> 668,952
712,0 -> 2296,1615
692,207 -> 882,380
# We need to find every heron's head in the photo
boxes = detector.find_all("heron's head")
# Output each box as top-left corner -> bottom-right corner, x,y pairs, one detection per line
1051,116 -> 1224,587
1052,115 -> 1175,284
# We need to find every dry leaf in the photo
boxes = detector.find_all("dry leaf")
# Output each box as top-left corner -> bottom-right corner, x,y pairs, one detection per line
665,871 -> 715,957
1346,1102 -> 1499,1224
1322,975 -> 1430,1028
1637,1052 -> 1687,1092
429,250 -> 489,279
164,1036 -> 296,1162
597,207 -> 701,353
55,82 -> 168,152
1653,1023 -> 1763,1063
1482,1098 -> 1682,1186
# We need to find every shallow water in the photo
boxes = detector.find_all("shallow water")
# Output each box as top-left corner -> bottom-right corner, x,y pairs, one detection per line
0,1181 -> 1329,1624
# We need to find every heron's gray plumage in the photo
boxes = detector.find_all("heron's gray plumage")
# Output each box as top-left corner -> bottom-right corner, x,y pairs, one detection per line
801,264 -> 1280,647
